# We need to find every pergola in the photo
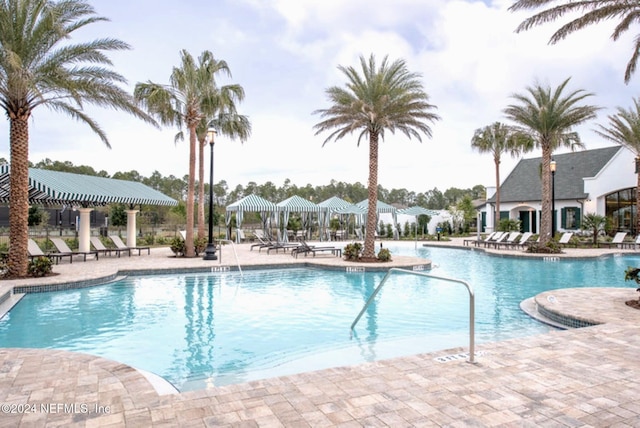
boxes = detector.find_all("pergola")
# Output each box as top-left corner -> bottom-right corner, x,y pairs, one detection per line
0,166 -> 178,253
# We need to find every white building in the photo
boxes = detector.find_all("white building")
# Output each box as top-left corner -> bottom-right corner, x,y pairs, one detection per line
481,145 -> 637,235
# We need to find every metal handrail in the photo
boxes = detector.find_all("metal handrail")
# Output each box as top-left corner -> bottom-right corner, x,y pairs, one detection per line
350,268 -> 476,363
217,239 -> 243,278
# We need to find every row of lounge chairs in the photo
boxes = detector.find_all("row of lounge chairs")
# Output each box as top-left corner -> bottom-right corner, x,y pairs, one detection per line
27,235 -> 150,263
465,230 -> 640,250
249,231 -> 342,258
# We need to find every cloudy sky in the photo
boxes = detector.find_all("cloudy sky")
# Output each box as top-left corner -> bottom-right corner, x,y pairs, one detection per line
0,0 -> 636,193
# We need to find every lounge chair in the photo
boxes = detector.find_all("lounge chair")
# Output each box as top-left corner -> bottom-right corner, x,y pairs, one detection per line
622,234 -> 640,249
478,231 -> 505,247
291,240 -> 342,258
50,237 -> 98,261
266,231 -> 301,254
108,235 -> 150,255
499,232 -> 533,249
599,232 -> 628,248
557,232 -> 574,247
491,232 -> 521,249
27,238 -> 73,264
485,232 -> 512,248
463,231 -> 496,247
250,231 -> 276,252
91,236 -> 130,257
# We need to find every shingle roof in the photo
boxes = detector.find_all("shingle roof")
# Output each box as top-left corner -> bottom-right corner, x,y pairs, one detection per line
0,166 -> 177,206
489,145 -> 622,203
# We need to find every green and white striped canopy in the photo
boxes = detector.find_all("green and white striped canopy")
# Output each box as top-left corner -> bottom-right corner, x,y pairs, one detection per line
398,206 -> 438,216
356,199 -> 397,213
275,195 -> 321,212
317,196 -> 352,212
0,165 -> 178,206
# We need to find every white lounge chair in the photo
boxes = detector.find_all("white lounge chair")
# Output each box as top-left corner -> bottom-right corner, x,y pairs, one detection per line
91,236 -> 130,257
108,235 -> 150,255
600,232 -> 628,248
50,237 -> 98,261
27,238 -> 73,264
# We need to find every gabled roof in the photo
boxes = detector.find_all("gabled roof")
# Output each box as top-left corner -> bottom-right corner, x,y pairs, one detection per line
0,166 -> 177,206
276,195 -> 320,212
226,194 -> 276,212
489,145 -> 622,203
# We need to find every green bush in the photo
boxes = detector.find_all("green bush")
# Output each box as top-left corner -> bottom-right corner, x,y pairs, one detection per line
170,237 -> 185,256
377,247 -> 392,262
344,242 -> 363,261
27,256 -> 53,277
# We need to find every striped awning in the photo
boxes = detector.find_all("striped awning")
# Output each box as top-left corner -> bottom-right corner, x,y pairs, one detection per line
276,195 -> 320,212
317,196 -> 352,212
226,194 -> 276,212
398,206 -> 438,216
0,165 -> 178,206
356,199 -> 397,213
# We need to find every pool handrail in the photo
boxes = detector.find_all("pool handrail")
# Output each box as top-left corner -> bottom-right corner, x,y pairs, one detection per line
350,267 -> 476,364
217,239 -> 243,278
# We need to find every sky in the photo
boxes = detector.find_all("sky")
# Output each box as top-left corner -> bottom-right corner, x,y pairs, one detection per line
0,0 -> 637,194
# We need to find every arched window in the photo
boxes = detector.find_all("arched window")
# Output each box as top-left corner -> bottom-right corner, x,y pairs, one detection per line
605,188 -> 636,235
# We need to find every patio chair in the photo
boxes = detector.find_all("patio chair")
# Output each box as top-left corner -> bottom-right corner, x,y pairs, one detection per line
250,230 -> 277,252
492,232 -> 521,249
557,232 -> 574,247
291,240 -> 342,258
91,236 -> 130,257
108,235 -> 150,255
27,238 -> 73,264
621,234 -> 640,250
463,231 -> 496,247
478,231 -> 505,247
50,237 -> 98,261
485,232 -> 512,248
500,232 -> 533,249
599,232 -> 628,248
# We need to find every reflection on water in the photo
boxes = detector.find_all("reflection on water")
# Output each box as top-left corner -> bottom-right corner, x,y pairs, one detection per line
0,245 -> 633,390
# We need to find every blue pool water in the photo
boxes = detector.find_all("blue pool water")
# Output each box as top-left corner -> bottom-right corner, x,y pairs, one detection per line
0,244 -> 637,390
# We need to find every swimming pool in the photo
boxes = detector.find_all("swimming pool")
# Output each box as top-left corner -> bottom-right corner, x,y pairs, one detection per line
0,245 -> 636,391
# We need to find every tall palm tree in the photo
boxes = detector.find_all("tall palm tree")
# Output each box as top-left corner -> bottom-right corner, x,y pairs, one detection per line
313,54 -> 440,259
0,0 -> 156,278
504,77 -> 599,246
509,0 -> 640,83
196,104 -> 251,238
595,97 -> 640,233
135,50 -> 225,257
471,122 -> 534,231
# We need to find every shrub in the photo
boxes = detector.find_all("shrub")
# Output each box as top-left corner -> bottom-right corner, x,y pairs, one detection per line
525,240 -> 562,254
194,237 -> 208,255
170,237 -> 185,256
27,256 -> 53,277
344,242 -> 363,261
377,247 -> 392,262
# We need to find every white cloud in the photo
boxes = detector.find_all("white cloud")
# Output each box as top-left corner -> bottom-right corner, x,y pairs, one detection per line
0,0 -> 637,196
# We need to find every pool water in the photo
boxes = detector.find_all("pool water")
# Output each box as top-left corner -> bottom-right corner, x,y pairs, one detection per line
0,245 -> 637,390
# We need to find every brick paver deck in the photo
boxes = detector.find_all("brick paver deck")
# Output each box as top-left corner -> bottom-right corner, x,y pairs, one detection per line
1,238 -> 639,427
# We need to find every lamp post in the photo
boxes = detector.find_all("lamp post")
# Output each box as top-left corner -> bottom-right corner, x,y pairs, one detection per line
203,127 -> 218,260
550,159 -> 557,239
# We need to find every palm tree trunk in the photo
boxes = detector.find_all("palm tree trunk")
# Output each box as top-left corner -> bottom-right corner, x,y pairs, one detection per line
636,157 -> 640,234
8,116 -> 30,277
185,125 -> 197,257
494,156 -> 501,231
363,132 -> 379,259
540,144 -> 552,246
197,136 -> 206,239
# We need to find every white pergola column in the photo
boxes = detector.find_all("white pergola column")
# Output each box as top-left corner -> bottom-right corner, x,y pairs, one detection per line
126,209 -> 139,247
78,208 -> 93,253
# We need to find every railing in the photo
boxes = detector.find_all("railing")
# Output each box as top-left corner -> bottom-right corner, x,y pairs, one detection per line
217,239 -> 243,278
350,268 -> 476,364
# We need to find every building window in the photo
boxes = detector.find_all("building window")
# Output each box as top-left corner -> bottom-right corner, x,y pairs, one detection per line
562,207 -> 579,230
605,188 -> 636,234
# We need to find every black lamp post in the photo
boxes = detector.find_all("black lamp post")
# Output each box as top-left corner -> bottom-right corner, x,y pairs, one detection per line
550,159 -> 557,239
203,127 -> 218,260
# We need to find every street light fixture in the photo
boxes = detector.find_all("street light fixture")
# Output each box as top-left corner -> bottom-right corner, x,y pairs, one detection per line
203,127 -> 218,260
550,159 -> 557,239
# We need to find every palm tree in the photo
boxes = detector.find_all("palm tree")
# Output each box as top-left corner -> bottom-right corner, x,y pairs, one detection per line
471,122 -> 534,231
581,212 -> 609,246
504,77 -> 599,246
594,97 -> 640,233
313,54 -> 440,259
0,0 -> 156,278
509,0 -> 640,83
196,104 -> 251,239
134,50 -> 225,257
